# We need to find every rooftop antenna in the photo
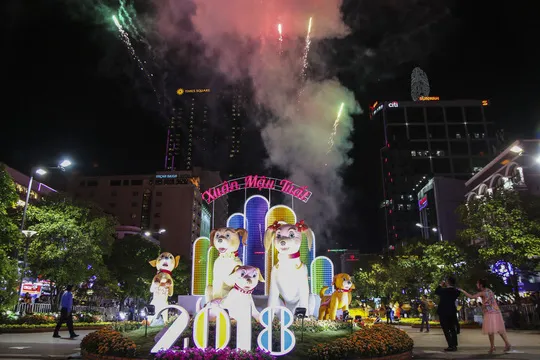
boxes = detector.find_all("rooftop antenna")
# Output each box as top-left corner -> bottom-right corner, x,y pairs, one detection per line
411,67 -> 430,101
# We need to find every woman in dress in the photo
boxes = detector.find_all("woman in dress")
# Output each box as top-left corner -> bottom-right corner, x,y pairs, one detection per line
458,278 -> 512,354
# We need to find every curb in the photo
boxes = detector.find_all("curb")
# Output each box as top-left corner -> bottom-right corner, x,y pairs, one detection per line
0,326 -> 107,334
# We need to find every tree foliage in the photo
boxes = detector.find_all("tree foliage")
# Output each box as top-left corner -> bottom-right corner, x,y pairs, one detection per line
0,165 -> 22,308
458,191 -> 540,267
354,242 -> 470,302
25,195 -> 117,294
106,234 -> 160,302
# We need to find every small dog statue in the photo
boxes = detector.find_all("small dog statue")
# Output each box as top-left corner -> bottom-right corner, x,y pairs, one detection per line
318,273 -> 355,320
205,265 -> 264,322
265,220 -> 313,314
149,252 -> 180,324
206,227 -> 248,302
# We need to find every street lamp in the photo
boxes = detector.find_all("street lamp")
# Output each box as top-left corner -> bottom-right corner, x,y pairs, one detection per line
416,223 -> 442,240
18,159 -> 72,296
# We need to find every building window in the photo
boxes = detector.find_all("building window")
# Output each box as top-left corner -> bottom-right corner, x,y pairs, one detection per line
156,202 -> 162,207
133,191 -> 139,196
156,191 -> 163,196
110,180 -> 121,186
131,202 -> 137,207
109,203 -> 116,208
111,191 -> 117,197
131,179 -> 143,186
411,151 -> 416,157
154,213 -> 161,218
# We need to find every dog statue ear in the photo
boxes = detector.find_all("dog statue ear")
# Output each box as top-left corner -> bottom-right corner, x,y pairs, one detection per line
149,259 -> 157,268
263,229 -> 275,251
174,255 -> 180,269
235,228 -> 248,245
305,229 -> 314,250
257,269 -> 265,283
210,229 -> 217,247
229,265 -> 242,275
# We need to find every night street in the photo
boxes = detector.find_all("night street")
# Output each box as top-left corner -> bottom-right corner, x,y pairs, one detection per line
0,330 -> 92,359
2,327 -> 540,359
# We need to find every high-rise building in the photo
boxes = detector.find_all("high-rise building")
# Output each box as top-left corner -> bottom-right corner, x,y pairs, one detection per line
164,84 -> 249,175
372,98 -> 495,248
68,168 -> 227,259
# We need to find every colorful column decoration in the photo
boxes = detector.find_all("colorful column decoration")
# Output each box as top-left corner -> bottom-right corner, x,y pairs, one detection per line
191,238 -> 210,296
264,205 -> 297,295
244,195 -> 269,295
310,256 -> 334,295
301,230 -> 316,293
227,212 -> 246,262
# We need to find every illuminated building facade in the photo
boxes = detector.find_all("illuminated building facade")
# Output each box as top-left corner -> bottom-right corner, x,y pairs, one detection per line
68,168 -> 227,259
373,98 -> 495,248
165,84 -> 249,177
416,177 -> 465,242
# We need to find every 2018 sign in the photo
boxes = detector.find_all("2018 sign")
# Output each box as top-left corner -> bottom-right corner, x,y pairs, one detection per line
150,305 -> 296,356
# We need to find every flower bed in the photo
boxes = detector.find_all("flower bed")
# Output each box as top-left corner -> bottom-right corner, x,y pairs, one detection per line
308,324 -> 413,359
81,328 -> 137,358
155,347 -> 275,360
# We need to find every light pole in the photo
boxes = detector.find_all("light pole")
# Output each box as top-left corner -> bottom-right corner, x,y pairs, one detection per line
143,228 -> 166,243
415,223 -> 442,241
18,160 -> 72,296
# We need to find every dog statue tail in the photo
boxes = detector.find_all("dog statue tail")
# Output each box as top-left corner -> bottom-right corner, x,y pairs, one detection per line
319,286 -> 329,299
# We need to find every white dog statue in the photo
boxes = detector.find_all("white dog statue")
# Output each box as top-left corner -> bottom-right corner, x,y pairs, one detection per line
148,252 -> 180,324
264,220 -> 313,314
204,265 -> 264,323
205,227 -> 248,302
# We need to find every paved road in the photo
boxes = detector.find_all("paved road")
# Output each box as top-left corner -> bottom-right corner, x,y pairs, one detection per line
0,330 -> 91,359
402,326 -> 540,359
1,327 -> 540,359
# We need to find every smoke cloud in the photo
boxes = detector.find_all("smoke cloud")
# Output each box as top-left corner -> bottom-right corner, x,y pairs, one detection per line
152,0 -> 361,243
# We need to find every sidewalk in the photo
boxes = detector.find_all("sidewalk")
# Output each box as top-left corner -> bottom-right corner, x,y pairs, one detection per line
401,326 -> 540,359
0,330 -> 92,359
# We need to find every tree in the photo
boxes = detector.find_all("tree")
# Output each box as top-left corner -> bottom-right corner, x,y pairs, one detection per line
25,195 -> 117,304
458,190 -> 540,299
106,234 -> 160,304
0,165 -> 22,309
171,257 -> 191,297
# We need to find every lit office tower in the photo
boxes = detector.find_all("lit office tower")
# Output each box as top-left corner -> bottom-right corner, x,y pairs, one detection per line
372,97 -> 495,248
165,95 -> 210,171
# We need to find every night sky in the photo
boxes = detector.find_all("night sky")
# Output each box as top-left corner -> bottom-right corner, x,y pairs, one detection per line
3,0 -> 539,253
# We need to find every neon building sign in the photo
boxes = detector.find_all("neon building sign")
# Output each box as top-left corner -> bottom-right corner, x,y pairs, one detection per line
201,175 -> 312,204
419,96 -> 440,101
418,196 -> 428,211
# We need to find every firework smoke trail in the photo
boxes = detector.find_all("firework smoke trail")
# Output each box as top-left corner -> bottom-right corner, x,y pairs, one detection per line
296,17 -> 313,107
301,17 -> 312,81
153,0 -> 361,243
118,0 -> 142,39
112,15 -> 160,104
277,23 -> 283,55
327,102 -> 345,154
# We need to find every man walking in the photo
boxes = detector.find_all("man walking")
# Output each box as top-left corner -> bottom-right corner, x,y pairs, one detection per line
435,277 -> 460,352
419,295 -> 430,333
53,285 -> 78,339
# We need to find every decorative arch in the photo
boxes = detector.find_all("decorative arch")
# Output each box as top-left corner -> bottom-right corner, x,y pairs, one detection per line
490,174 -> 504,189
505,162 -> 520,177
478,184 -> 488,196
465,192 -> 476,203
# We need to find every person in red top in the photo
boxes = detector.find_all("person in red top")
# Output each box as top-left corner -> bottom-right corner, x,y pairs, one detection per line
459,278 -> 512,354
